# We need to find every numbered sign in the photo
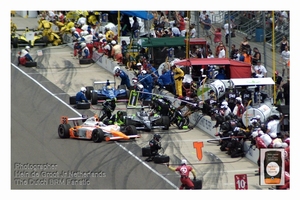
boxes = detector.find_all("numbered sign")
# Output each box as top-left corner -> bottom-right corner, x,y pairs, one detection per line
234,174 -> 248,190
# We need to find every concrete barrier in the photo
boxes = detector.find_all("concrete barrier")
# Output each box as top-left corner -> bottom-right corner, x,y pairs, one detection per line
64,34 -> 259,164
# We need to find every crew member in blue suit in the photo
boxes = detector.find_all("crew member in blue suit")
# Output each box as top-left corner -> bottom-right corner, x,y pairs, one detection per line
76,87 -> 89,103
138,70 -> 153,101
158,68 -> 175,94
114,66 -> 131,89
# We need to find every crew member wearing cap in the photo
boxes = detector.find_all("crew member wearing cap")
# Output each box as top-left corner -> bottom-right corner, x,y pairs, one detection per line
170,62 -> 184,98
233,97 -> 244,118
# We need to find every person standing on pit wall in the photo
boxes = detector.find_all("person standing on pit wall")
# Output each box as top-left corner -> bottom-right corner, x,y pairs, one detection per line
113,66 -> 131,90
171,63 -> 184,99
166,159 -> 197,189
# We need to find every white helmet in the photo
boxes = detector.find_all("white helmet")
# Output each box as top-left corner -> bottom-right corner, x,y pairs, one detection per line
80,42 -> 86,48
236,97 -> 242,102
111,40 -> 116,45
83,30 -> 89,36
114,66 -> 120,74
81,87 -> 86,92
25,46 -> 30,50
107,85 -> 112,90
70,27 -> 76,32
251,131 -> 258,138
136,63 -> 142,66
141,70 -> 147,75
181,159 -> 187,165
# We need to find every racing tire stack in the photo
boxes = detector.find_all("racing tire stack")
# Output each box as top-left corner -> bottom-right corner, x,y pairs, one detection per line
69,96 -> 76,105
25,61 -> 37,67
142,147 -> 151,157
76,102 -> 90,109
153,154 -> 170,164
79,58 -> 93,65
192,179 -> 203,190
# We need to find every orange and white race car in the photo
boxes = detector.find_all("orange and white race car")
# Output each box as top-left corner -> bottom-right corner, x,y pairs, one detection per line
58,115 -> 140,143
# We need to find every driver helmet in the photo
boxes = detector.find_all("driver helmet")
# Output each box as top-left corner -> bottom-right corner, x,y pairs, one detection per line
181,159 -> 187,165
107,85 -> 112,90
81,87 -> 86,92
114,66 -> 121,74
153,134 -> 161,142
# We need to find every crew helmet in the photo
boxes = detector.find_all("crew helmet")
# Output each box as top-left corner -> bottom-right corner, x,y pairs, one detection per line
251,131 -> 259,138
25,46 -> 30,50
114,66 -> 121,74
80,42 -> 86,48
70,27 -> 76,32
141,70 -> 147,75
181,159 -> 187,165
236,97 -> 242,102
81,87 -> 86,92
111,40 -> 117,45
153,134 -> 161,141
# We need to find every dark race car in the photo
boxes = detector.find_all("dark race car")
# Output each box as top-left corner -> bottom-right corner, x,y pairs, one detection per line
125,106 -> 170,131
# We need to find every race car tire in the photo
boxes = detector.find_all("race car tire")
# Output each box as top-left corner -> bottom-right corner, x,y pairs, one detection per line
192,179 -> 203,190
79,58 -> 92,65
91,92 -> 98,105
125,118 -> 140,127
69,96 -> 76,105
85,86 -> 94,100
125,125 -> 137,136
162,116 -> 170,130
42,36 -> 49,47
117,85 -> 126,90
25,61 -> 37,67
183,117 -> 190,126
142,147 -> 151,157
58,124 -> 71,138
92,128 -> 105,143
12,37 -> 19,48
153,155 -> 170,164
76,102 -> 90,109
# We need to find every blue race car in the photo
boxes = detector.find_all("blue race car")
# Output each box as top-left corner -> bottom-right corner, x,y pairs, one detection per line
86,80 -> 129,105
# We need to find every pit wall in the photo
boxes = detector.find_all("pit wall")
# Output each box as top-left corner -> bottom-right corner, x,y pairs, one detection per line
65,37 -> 259,164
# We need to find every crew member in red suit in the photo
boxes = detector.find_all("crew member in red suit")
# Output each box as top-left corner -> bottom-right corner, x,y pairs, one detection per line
167,159 -> 196,189
251,130 -> 267,175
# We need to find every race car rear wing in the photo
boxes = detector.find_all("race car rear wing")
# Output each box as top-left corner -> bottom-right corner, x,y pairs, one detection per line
60,115 -> 89,125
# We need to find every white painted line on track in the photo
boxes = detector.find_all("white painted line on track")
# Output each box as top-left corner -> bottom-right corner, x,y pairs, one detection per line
115,142 -> 179,189
11,63 -> 82,117
12,62 -> 178,189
